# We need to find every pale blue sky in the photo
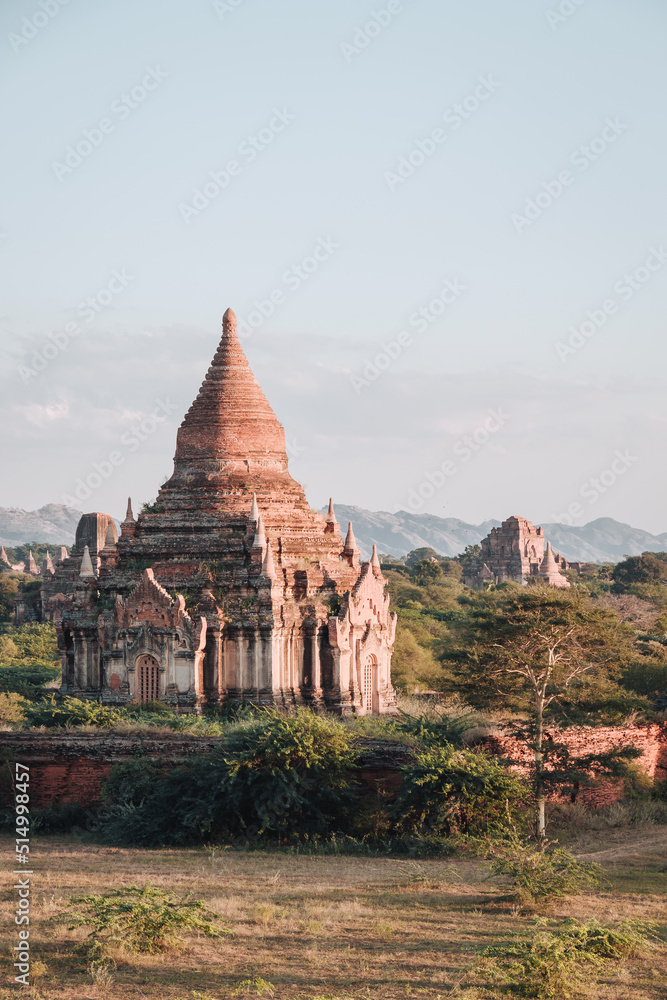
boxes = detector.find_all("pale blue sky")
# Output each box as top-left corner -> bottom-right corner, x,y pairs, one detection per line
1,0 -> 665,532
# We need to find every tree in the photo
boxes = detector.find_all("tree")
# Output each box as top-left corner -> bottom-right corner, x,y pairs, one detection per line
406,547 -> 442,567
612,552 -> 667,591
441,586 -> 640,841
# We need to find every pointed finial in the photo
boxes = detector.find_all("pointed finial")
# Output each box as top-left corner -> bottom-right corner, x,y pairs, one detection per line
79,545 -> 95,579
0,546 -> 9,566
344,522 -> 358,553
371,544 -> 381,569
121,498 -> 136,538
104,521 -> 116,548
324,497 -> 340,535
253,513 -> 266,549
262,542 -> 276,580
223,307 -> 237,331
59,545 -> 68,562
44,552 -> 55,575
249,492 -> 259,522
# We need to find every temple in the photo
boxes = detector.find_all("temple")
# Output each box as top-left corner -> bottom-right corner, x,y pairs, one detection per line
41,309 -> 397,715
463,515 -> 571,588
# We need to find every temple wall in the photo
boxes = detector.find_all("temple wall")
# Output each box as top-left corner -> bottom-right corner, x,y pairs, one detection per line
1,727 -> 664,814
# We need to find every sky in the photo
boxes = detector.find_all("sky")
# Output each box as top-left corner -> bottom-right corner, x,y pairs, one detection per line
1,0 -> 665,532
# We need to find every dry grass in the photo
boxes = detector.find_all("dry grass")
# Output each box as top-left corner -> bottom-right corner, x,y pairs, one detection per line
0,829 -> 664,1000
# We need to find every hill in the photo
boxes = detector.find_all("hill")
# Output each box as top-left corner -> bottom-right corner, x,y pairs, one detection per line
1,503 -> 665,564
328,505 -> 667,563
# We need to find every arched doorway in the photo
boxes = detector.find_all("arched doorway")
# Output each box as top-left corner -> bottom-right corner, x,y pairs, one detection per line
136,654 -> 160,703
362,654 -> 377,713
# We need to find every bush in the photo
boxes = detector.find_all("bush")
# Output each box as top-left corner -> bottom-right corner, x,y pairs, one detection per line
481,918 -> 655,998
389,744 -> 527,839
0,664 -> 60,699
488,843 -> 603,902
24,696 -> 124,728
65,884 -> 228,954
100,710 -> 360,847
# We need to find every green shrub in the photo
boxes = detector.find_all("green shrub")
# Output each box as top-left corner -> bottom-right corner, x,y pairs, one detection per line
482,918 -> 655,998
24,696 -> 124,728
389,744 -> 527,839
32,802 -> 95,833
488,843 -> 603,902
100,709 -> 360,847
65,884 -> 229,954
0,664 -> 60,699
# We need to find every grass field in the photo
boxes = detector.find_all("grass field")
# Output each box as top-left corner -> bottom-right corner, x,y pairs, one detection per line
1,828 -> 666,1000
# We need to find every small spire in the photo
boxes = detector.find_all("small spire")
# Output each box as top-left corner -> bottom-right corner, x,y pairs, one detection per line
0,545 -> 9,566
121,498 -> 136,538
79,545 -> 95,579
223,307 -> 237,331
59,545 -> 68,562
43,552 -> 55,575
103,521 -> 116,548
343,522 -> 358,553
253,513 -> 266,549
249,492 -> 259,522
371,544 -> 381,570
324,497 -> 340,536
343,522 -> 360,568
262,542 -> 276,580
27,550 -> 39,575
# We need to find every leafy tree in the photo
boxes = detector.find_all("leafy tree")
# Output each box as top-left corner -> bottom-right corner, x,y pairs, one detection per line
0,575 -> 22,623
458,543 -> 481,567
612,552 -> 667,591
405,547 -> 442,567
389,744 -> 527,838
440,586 -> 640,841
410,559 -> 444,586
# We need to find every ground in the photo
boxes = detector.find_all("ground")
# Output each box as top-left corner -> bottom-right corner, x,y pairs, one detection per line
0,829 -> 665,1000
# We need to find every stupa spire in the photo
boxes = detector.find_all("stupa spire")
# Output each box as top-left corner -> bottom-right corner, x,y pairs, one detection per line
253,513 -> 267,550
79,545 -> 95,579
249,492 -> 259,522
172,308 -> 288,473
324,497 -> 340,536
262,542 -> 277,580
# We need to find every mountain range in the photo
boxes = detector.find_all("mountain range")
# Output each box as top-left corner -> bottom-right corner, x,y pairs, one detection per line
1,504 -> 666,565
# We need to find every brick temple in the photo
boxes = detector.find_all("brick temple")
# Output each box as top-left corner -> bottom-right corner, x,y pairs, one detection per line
42,309 -> 397,715
463,515 -> 571,588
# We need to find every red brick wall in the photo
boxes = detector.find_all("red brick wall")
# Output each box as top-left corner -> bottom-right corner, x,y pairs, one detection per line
482,724 -> 667,807
1,727 -> 664,812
